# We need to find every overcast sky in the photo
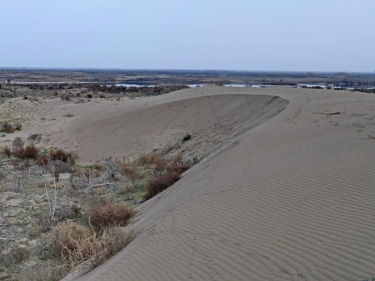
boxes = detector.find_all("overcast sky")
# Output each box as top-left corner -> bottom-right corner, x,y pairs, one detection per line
1,0 -> 374,72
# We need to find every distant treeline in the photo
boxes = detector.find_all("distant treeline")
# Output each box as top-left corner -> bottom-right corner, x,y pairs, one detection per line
18,83 -> 190,95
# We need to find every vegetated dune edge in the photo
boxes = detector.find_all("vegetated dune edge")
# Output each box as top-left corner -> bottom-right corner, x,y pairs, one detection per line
70,86 -> 375,281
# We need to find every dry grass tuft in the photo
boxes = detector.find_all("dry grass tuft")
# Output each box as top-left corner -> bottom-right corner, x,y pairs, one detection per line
89,200 -> 135,232
46,220 -> 136,272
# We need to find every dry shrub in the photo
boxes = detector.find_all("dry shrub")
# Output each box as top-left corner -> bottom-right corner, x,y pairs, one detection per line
50,148 -> 78,165
89,200 -> 135,232
46,221 -> 136,271
143,171 -> 181,201
36,154 -> 50,167
1,145 -> 11,158
46,221 -> 92,260
118,163 -> 141,181
94,163 -> 105,171
166,154 -> 190,174
74,167 -> 90,179
64,113 -> 74,117
1,122 -> 15,133
13,146 -> 25,159
13,145 -> 38,160
136,152 -> 165,167
23,145 -> 38,159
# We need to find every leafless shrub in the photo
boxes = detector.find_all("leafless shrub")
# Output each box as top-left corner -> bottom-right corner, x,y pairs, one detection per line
118,163 -> 141,182
50,148 -> 78,165
89,199 -> 135,232
36,154 -> 50,168
13,146 -> 25,159
94,163 -> 105,171
136,152 -> 165,167
23,145 -> 38,159
45,220 -> 136,271
143,171 -> 181,201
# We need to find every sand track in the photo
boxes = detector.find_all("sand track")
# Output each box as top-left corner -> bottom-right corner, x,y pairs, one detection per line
61,86 -> 375,281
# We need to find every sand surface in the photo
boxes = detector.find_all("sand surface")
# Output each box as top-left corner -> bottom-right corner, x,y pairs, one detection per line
3,86 -> 375,280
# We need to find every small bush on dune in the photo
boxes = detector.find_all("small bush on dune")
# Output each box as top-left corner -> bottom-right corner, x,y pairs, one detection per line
15,122 -> 22,131
89,199 -> 135,232
182,133 -> 191,142
46,221 -> 92,260
143,171 -> 181,201
23,145 -> 38,159
166,154 -> 190,174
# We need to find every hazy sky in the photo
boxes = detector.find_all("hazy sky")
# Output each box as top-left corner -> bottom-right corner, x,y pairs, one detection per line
1,0 -> 374,71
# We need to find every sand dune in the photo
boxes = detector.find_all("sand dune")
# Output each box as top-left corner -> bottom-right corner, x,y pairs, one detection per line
63,86 -> 375,281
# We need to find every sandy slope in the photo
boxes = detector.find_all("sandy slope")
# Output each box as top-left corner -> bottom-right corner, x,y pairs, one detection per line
64,86 -> 375,281
5,86 -> 374,280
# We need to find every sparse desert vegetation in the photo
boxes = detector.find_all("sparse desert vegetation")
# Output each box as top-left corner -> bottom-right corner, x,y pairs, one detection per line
0,139 -> 194,280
